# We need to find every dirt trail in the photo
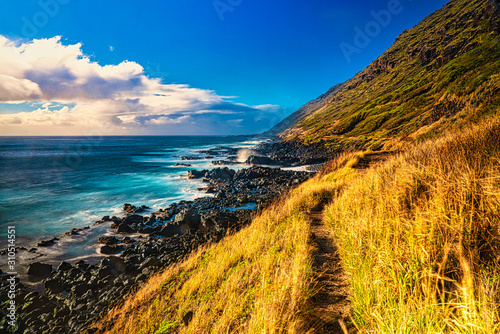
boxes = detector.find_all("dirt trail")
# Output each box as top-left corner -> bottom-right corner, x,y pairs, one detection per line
307,211 -> 353,334
306,151 -> 395,333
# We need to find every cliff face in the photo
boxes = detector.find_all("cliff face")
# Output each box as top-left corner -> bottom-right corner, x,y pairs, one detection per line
272,0 -> 500,149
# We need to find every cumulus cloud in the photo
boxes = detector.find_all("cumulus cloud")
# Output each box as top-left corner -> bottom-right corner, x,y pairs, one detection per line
0,74 -> 42,101
0,35 -> 283,135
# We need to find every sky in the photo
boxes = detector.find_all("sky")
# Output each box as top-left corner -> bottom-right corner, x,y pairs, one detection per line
0,0 -> 449,136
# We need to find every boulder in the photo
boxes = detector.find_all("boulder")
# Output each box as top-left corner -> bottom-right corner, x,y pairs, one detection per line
27,262 -> 53,277
44,278 -> 67,294
200,212 -> 239,232
204,167 -> 235,181
100,245 -> 124,254
98,236 -> 119,245
174,208 -> 201,228
116,224 -> 133,233
124,254 -> 141,264
37,238 -> 59,247
122,215 -> 144,224
234,168 -> 265,180
123,204 -> 149,213
64,229 -> 79,236
71,283 -> 88,296
157,223 -> 182,237
245,155 -> 277,165
123,203 -> 135,212
139,257 -> 161,269
101,256 -> 127,274
120,236 -> 134,244
187,169 -> 208,179
74,260 -> 89,270
56,262 -> 72,272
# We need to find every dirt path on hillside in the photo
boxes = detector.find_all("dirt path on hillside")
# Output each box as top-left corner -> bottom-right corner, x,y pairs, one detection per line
306,151 -> 395,333
307,211 -> 354,334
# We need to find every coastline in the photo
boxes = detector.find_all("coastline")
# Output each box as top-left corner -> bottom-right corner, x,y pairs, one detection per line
0,135 -> 265,246
0,138 -> 330,334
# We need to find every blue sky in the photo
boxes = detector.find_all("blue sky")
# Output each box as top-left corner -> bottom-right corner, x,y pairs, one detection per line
0,0 -> 449,135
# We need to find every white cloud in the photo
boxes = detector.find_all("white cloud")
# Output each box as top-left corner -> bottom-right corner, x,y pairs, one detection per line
0,35 -> 282,135
0,74 -> 42,101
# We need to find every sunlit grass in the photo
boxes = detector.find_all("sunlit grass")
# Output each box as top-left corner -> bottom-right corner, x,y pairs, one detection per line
325,119 -> 500,333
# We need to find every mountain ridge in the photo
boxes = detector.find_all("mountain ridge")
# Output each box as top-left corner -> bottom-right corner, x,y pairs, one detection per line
269,0 -> 500,150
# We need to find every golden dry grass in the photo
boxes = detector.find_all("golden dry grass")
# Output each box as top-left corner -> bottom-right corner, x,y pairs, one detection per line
325,117 -> 500,333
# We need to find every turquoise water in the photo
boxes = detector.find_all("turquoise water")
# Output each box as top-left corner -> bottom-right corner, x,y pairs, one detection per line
0,136 -> 256,246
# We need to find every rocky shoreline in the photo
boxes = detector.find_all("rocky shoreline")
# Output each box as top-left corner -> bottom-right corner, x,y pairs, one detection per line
0,140 -> 328,334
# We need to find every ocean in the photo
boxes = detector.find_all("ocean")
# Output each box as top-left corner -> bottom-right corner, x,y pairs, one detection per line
0,136 -> 257,248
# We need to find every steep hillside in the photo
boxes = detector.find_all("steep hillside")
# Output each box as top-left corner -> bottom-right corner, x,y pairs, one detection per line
273,0 -> 500,150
